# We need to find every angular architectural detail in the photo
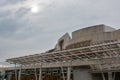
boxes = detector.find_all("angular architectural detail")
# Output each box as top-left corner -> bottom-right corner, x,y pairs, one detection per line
55,33 -> 71,51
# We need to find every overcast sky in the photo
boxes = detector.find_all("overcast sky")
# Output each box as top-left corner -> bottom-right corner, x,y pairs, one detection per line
0,0 -> 120,65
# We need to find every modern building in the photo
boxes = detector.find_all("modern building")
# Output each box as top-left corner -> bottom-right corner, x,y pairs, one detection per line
1,24 -> 120,80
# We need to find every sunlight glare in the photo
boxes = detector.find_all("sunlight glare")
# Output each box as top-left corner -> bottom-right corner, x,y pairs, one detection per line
31,5 -> 39,13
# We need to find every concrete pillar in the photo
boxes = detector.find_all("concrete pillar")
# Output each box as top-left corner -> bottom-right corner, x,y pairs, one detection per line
15,63 -> 17,80
34,68 -> 37,80
39,64 -> 42,80
18,65 -> 22,80
73,69 -> 92,80
67,66 -> 71,80
61,66 -> 65,80
101,72 -> 106,80
108,72 -> 112,80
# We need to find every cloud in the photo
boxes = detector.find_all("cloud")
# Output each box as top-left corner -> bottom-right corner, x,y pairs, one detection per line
15,7 -> 30,18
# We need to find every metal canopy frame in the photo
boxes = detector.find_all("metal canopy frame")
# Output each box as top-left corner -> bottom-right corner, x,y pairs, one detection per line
6,41 -> 120,66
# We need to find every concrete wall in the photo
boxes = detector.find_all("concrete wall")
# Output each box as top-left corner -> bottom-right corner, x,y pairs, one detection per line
71,24 -> 104,43
73,69 -> 92,80
70,24 -> 116,44
104,25 -> 115,32
67,24 -> 115,44
103,32 -> 114,41
113,29 -> 120,40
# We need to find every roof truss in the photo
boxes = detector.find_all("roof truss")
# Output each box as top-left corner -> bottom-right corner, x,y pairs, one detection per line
6,41 -> 120,66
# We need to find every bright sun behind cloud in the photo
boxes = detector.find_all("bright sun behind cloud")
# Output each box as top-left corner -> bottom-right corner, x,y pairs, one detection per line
31,5 -> 39,13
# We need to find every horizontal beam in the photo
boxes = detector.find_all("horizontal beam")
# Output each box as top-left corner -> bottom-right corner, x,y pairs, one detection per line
6,45 -> 120,65
2,57 -> 120,71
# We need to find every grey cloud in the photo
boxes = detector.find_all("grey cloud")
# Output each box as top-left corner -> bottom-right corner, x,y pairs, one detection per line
0,0 -> 25,6
0,19 -> 33,40
0,10 -> 12,18
0,19 -> 21,35
0,19 -> 17,33
6,0 -> 25,3
0,9 -> 31,38
15,7 -> 30,18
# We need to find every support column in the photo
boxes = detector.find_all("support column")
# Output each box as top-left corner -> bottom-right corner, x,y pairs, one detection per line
108,72 -> 112,80
67,66 -> 71,80
34,68 -> 37,80
61,66 -> 65,80
18,65 -> 22,80
39,63 -> 42,80
101,72 -> 106,80
113,72 -> 116,80
15,63 -> 17,80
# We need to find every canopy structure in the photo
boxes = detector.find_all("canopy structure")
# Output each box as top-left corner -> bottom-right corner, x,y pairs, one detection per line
6,41 -> 120,69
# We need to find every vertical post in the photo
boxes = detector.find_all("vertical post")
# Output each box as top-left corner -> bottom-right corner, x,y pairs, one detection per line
18,64 -> 22,80
108,72 -> 112,80
113,72 -> 116,80
39,63 -> 42,80
34,68 -> 38,80
101,72 -> 106,80
15,63 -> 17,80
61,66 -> 65,80
97,60 -> 105,80
67,66 -> 71,80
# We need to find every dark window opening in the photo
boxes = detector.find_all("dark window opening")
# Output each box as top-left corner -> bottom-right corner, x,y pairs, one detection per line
59,40 -> 64,50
